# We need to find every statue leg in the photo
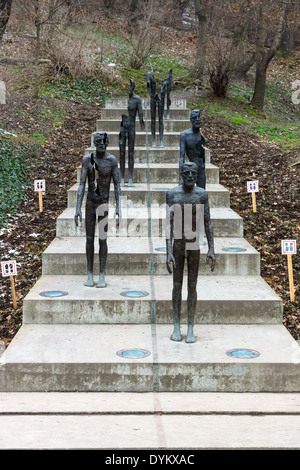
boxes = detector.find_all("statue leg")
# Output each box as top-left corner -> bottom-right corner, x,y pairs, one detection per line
196,158 -> 206,190
128,127 -> 135,187
151,97 -> 156,147
96,204 -> 108,288
171,240 -> 185,342
186,248 -> 200,343
158,102 -> 164,148
119,133 -> 126,187
84,199 -> 96,287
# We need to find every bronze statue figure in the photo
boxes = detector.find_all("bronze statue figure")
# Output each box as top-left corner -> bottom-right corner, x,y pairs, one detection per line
119,79 -> 145,187
146,70 -> 173,147
166,162 -> 215,343
166,69 -> 173,120
75,132 -> 121,288
146,71 -> 158,148
179,109 -> 206,189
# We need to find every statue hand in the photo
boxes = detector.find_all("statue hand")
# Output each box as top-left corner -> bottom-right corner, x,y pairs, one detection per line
166,252 -> 176,274
74,209 -> 82,226
206,249 -> 216,272
114,206 -> 121,219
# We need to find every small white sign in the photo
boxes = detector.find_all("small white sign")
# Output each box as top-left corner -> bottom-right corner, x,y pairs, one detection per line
281,240 -> 297,255
1,260 -> 17,277
247,180 -> 259,193
34,179 -> 46,192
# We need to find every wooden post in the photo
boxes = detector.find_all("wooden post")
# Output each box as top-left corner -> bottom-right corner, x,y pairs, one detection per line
287,254 -> 295,302
38,191 -> 43,213
10,275 -> 17,309
252,192 -> 257,213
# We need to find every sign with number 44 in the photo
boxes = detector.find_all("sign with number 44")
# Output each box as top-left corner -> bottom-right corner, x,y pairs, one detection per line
1,260 -> 17,277
34,179 -> 46,192
281,240 -> 297,255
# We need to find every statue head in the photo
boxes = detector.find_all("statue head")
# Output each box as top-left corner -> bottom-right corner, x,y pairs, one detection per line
129,79 -> 135,95
181,162 -> 198,188
190,109 -> 201,129
93,132 -> 109,151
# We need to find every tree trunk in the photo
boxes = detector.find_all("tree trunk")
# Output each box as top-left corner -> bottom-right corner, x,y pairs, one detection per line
280,29 -> 294,56
250,3 -> 286,111
191,0 -> 208,79
0,0 -> 12,40
250,62 -> 267,110
33,19 -> 41,99
234,52 -> 255,79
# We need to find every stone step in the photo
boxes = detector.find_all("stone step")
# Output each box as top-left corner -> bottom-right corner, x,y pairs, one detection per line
42,237 -> 260,276
97,119 -> 192,133
67,183 -> 230,208
0,411 -> 299,449
91,131 -> 182,148
84,146 -> 211,164
76,163 -> 219,184
56,207 -> 243,238
23,275 -> 282,324
0,391 -> 299,414
1,324 -> 299,392
101,108 -> 191,120
105,98 -> 187,108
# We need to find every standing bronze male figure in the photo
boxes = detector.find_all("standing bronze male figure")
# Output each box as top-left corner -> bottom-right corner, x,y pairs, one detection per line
75,132 -> 121,288
166,162 -> 215,343
179,109 -> 206,189
119,79 -> 145,187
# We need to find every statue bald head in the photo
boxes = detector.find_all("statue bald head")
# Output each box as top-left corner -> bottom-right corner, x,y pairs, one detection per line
190,109 -> 201,129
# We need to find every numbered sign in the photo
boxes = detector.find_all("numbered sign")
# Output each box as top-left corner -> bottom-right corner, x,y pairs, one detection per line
281,240 -> 297,255
247,180 -> 259,193
1,260 -> 17,277
1,260 -> 17,309
281,239 -> 297,302
34,179 -> 46,192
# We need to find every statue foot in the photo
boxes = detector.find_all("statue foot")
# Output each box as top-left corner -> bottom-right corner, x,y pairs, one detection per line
120,179 -> 125,187
186,326 -> 196,343
128,178 -> 133,187
152,141 -> 157,148
96,273 -> 106,288
84,276 -> 94,287
159,142 -> 164,148
171,326 -> 182,342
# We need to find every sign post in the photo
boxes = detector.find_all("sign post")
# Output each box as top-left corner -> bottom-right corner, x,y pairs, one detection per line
1,261 -> 18,309
281,240 -> 297,302
247,180 -> 259,213
34,180 -> 46,213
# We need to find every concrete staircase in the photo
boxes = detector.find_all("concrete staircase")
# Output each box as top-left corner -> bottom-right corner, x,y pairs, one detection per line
0,97 -> 299,449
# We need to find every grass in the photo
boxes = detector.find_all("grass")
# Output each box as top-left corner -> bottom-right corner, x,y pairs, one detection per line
189,79 -> 300,152
40,76 -> 108,107
0,136 -> 41,228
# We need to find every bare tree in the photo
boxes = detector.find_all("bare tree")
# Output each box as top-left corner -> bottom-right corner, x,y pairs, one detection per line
250,0 -> 295,110
20,0 -> 69,97
191,0 -> 209,80
0,0 -> 12,40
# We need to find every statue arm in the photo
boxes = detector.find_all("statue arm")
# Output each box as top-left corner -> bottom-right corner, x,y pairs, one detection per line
203,194 -> 215,271
112,157 -> 121,216
179,133 -> 186,184
137,99 -> 145,130
166,191 -> 176,274
75,156 -> 88,225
